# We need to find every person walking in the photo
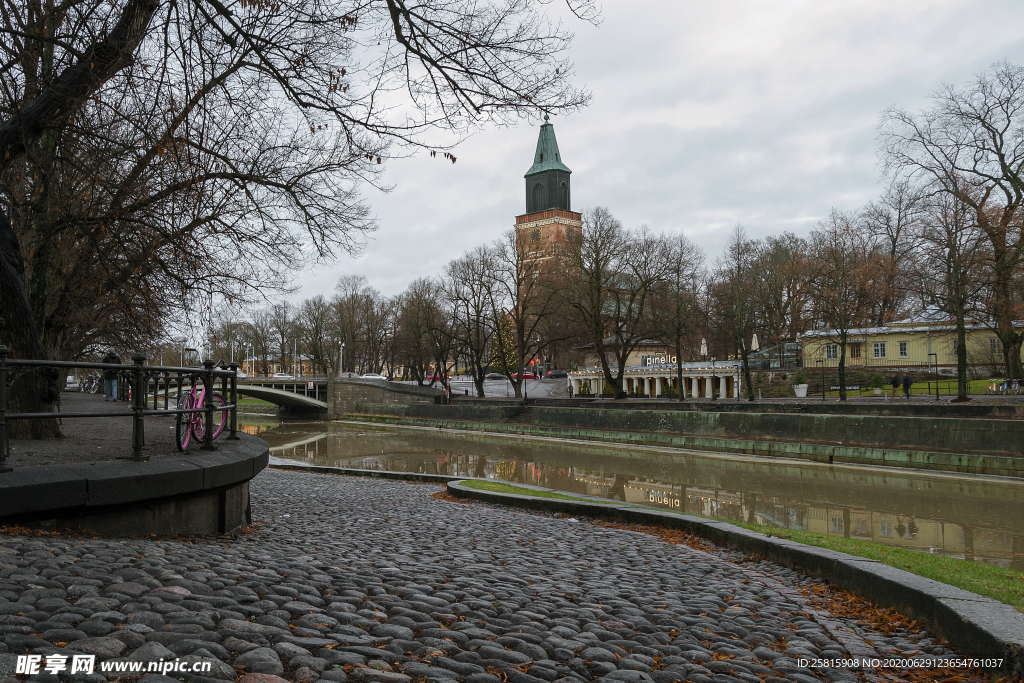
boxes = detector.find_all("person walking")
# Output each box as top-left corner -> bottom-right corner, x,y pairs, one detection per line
567,383 -> 574,398
890,374 -> 899,399
902,374 -> 912,399
102,352 -> 121,401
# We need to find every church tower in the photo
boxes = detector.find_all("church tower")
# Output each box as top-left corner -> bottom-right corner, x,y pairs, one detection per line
515,116 -> 582,265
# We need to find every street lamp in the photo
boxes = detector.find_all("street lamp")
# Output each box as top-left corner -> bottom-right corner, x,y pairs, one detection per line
928,352 -> 939,400
337,342 -> 346,379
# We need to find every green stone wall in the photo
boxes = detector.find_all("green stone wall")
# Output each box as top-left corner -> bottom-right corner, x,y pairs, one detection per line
348,403 -> 1024,476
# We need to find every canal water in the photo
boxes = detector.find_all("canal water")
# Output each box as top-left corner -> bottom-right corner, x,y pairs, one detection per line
242,417 -> 1024,569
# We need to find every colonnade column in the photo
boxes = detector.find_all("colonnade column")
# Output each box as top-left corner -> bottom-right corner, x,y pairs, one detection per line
719,376 -> 727,399
733,375 -> 741,398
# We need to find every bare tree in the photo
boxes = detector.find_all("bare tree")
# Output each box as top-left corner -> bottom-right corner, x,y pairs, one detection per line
564,208 -> 670,399
248,308 -> 275,375
443,246 -> 499,397
861,179 -> 925,323
807,211 -> 888,400
750,233 -> 812,353
883,62 -> 1024,379
0,0 -> 595,432
912,195 -> 988,400
651,232 -> 704,401
395,278 -> 444,386
269,303 -> 295,374
486,230 -> 564,399
298,295 -> 341,377
712,227 -> 759,401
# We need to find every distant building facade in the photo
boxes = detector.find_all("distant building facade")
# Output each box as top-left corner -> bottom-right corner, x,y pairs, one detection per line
800,309 -> 1022,375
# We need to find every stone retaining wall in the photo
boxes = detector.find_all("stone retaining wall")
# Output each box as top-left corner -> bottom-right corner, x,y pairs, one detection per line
329,379 -> 440,418
351,403 -> 1024,476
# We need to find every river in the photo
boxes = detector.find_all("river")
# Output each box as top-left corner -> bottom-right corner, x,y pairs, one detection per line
242,417 -> 1024,569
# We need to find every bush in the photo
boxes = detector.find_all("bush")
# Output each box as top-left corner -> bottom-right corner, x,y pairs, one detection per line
792,370 -> 807,385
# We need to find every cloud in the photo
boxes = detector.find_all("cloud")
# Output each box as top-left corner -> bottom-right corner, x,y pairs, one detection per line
286,0 -> 1024,301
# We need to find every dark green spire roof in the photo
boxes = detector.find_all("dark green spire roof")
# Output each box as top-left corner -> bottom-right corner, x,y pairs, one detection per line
525,115 -> 571,176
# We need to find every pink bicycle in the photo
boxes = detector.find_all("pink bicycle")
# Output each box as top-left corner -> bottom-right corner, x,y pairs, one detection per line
176,377 -> 228,450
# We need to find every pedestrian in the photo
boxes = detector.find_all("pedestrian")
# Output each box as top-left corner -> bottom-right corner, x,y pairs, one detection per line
567,383 -> 574,398
102,351 -> 121,401
890,374 -> 899,399
902,374 -> 912,399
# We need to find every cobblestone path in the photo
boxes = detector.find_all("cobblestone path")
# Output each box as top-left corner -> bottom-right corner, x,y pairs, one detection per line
0,469 -> 962,682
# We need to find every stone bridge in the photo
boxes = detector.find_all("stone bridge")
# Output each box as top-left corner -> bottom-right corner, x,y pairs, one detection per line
235,377 -> 441,418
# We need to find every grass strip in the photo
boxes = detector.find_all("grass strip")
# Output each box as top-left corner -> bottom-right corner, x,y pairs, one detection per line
458,479 -> 615,504
458,479 -> 1024,611
726,519 -> 1024,611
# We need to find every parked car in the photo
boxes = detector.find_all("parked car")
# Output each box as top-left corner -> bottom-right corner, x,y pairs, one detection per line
545,369 -> 568,379
485,372 -> 506,380
512,371 -> 539,380
65,375 -> 81,392
360,373 -> 386,380
271,372 -> 295,379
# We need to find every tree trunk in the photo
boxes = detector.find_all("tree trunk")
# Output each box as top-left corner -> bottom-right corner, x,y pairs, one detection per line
954,315 -> 970,402
0,213 -> 61,439
837,333 -> 848,401
675,339 -> 684,403
740,348 -> 754,401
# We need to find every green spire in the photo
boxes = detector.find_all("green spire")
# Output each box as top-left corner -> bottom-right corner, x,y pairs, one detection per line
525,114 -> 571,176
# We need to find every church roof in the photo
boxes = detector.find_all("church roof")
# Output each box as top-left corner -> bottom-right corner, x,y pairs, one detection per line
525,115 -> 571,176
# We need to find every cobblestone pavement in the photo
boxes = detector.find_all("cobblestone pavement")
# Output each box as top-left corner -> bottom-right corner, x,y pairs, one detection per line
0,469 -> 963,682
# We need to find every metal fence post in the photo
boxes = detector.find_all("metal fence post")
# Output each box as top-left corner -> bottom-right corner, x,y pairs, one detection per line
131,353 -> 147,460
228,363 -> 239,439
202,359 -> 216,450
0,345 -> 10,473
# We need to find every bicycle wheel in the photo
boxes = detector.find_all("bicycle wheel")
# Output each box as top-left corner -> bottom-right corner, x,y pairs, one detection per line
191,402 -> 206,443
209,393 -> 228,440
176,393 -> 195,450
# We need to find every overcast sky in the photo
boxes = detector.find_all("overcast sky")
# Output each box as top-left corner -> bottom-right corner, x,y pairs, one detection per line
288,0 -> 1024,301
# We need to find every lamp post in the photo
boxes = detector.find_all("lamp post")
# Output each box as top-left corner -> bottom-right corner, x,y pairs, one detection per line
749,333 -> 760,401
337,342 -> 346,379
928,352 -> 938,400
700,337 -> 710,400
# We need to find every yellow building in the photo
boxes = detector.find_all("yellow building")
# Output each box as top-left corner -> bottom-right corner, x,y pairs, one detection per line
800,310 -> 1021,375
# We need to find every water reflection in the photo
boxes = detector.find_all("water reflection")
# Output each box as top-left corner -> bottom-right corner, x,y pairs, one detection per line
254,419 -> 1024,569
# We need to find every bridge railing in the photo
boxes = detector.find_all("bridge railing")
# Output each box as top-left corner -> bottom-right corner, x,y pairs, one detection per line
0,346 -> 239,472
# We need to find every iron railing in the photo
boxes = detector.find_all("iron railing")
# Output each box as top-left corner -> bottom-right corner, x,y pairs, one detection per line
0,346 -> 239,472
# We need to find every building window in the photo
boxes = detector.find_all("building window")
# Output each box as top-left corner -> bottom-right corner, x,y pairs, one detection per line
530,227 -> 541,242
825,344 -> 838,360
849,343 -> 862,359
898,341 -> 909,357
873,342 -> 886,358
990,338 -> 999,354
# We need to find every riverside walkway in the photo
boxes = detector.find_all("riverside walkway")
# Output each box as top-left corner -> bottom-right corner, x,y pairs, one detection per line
0,468 -> 969,682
